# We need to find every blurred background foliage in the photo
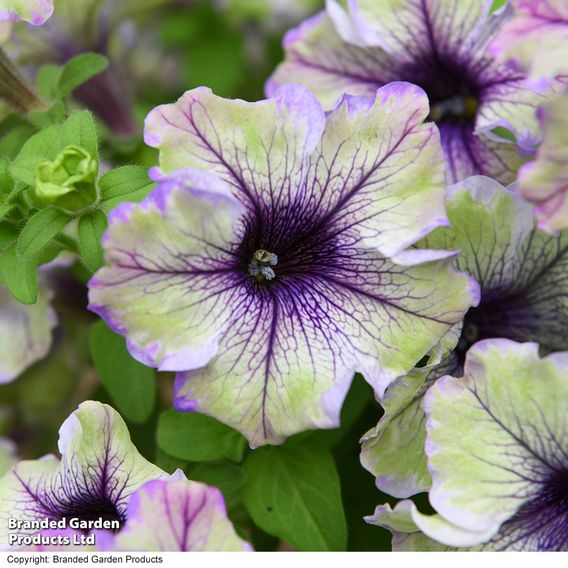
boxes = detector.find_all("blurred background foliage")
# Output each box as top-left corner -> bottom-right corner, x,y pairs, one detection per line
0,0 -> 411,551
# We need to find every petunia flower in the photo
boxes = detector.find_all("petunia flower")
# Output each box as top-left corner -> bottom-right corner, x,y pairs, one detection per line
267,0 -> 548,184
361,175 -> 568,497
0,282 -> 56,384
0,0 -> 53,25
0,401 -> 251,551
490,0 -> 568,90
98,479 -> 252,552
0,400 -> 165,548
367,339 -> 568,551
517,93 -> 568,234
88,83 -> 478,446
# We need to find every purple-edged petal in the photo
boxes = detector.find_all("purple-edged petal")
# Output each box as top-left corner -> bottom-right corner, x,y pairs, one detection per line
519,93 -> 568,234
0,0 -> 53,24
100,479 -> 252,552
0,401 -> 166,548
423,339 -> 568,550
269,0 -> 547,184
491,0 -> 568,89
0,282 -> 56,384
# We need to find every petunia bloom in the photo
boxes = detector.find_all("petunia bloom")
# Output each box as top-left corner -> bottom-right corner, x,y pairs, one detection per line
267,0 -> 547,184
0,0 -> 53,25
98,479 -> 252,552
0,282 -> 56,384
361,175 -> 568,497
88,83 -> 478,446
0,401 -> 250,551
368,339 -> 568,551
490,0 -> 568,90
517,93 -> 568,234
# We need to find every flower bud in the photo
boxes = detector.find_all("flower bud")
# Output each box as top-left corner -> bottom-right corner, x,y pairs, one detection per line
35,145 -> 98,211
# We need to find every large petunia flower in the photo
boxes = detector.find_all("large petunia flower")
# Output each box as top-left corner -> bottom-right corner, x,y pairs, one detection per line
361,176 -> 568,497
88,83 -> 478,446
0,401 -> 250,551
0,0 -> 53,25
368,339 -> 568,551
267,0 -> 547,184
518,93 -> 568,234
490,0 -> 568,90
0,282 -> 56,384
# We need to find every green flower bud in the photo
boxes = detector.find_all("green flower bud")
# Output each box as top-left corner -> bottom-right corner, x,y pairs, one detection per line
35,145 -> 98,212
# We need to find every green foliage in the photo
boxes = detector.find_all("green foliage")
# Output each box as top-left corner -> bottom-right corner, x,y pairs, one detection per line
89,320 -> 156,424
0,244 -> 38,304
242,438 -> 347,551
157,410 -> 247,463
78,210 -> 108,273
16,207 -> 71,260
99,165 -> 155,212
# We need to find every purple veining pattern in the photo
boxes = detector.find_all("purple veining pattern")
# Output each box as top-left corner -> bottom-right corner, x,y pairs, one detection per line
267,0 -> 548,184
98,480 -> 252,552
0,402 -> 166,548
89,83 -> 478,446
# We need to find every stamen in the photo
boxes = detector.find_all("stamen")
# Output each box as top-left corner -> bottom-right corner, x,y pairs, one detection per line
249,249 -> 278,281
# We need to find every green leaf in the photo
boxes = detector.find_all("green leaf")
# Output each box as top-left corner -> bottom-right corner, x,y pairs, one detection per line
57,53 -> 109,99
11,111 -> 99,186
16,207 -> 71,260
27,101 -> 66,129
78,209 -> 107,273
242,438 -> 347,551
89,320 -> 156,424
157,410 -> 247,463
99,166 -> 154,212
36,64 -> 62,100
0,244 -> 38,304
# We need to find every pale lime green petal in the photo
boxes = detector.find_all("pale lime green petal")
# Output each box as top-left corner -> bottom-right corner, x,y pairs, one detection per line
0,282 -> 56,384
103,479 -> 252,551
519,93 -> 568,234
425,339 -> 568,546
491,0 -> 568,87
0,0 -> 53,24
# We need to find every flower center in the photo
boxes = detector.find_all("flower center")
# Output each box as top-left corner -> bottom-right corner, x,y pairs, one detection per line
429,95 -> 479,123
248,249 -> 278,282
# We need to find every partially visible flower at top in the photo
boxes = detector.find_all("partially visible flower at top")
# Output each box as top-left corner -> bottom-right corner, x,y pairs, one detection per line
88,83 -> 478,446
5,0 -> 176,137
0,281 -> 56,384
268,0 -> 549,184
361,175 -> 568,497
0,401 -> 251,552
490,0 -> 568,90
0,0 -> 53,25
368,339 -> 568,551
517,93 -> 568,234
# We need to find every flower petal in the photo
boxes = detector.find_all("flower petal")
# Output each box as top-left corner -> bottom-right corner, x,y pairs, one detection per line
0,282 -> 56,384
490,0 -> 568,89
424,339 -> 568,549
519,93 -> 568,234
88,169 -> 246,371
0,0 -> 53,24
100,479 -> 252,551
145,84 -> 326,216
422,175 -> 568,352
